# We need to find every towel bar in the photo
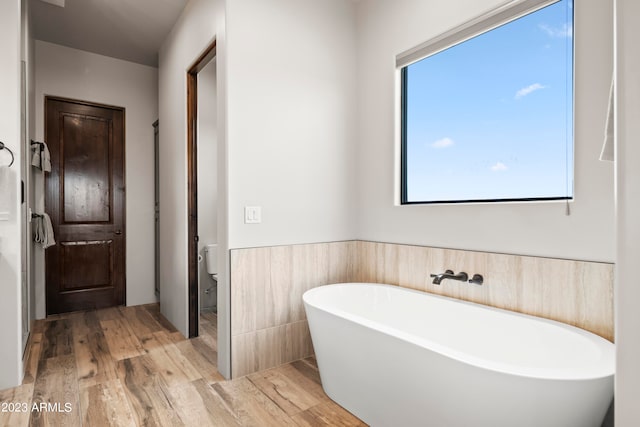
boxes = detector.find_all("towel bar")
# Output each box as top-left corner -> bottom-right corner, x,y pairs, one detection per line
0,141 -> 15,167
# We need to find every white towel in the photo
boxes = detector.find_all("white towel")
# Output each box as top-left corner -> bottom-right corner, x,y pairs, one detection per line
41,143 -> 51,172
0,166 -> 17,218
42,213 -> 55,248
33,213 -> 56,249
33,216 -> 43,244
600,78 -> 614,162
31,142 -> 52,172
31,143 -> 41,168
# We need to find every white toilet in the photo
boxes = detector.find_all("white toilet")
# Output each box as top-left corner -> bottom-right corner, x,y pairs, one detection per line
205,243 -> 218,280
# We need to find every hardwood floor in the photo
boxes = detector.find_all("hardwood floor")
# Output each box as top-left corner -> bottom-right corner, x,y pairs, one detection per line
0,304 -> 365,427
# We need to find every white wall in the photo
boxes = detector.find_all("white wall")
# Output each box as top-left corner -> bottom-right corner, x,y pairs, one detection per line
615,0 -> 640,423
0,0 -> 24,390
354,0 -> 615,263
225,0 -> 358,249
34,41 -> 159,316
158,0 -> 229,375
198,59 -> 218,309
159,0 -> 358,377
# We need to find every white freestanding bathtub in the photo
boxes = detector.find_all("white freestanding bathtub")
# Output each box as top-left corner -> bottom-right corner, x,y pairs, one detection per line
303,283 -> 614,427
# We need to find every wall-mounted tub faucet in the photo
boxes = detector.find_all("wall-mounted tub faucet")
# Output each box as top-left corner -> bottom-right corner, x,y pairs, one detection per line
430,270 -> 468,285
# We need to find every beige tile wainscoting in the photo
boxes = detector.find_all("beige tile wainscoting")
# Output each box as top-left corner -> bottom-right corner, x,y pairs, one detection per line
230,241 -> 613,378
230,242 -> 359,377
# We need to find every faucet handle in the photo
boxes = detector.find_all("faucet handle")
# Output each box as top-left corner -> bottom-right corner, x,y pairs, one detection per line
469,274 -> 484,285
429,269 -> 453,278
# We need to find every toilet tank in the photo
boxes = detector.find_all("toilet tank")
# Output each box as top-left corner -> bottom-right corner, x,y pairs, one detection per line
205,244 -> 218,275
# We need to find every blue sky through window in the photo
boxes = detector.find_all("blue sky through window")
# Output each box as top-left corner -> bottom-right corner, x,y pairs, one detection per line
403,0 -> 573,203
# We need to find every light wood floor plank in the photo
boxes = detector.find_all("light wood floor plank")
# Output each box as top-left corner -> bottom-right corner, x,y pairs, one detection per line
196,328 -> 218,354
95,307 -> 124,322
80,379 -> 136,427
40,319 -> 74,359
145,342 -> 202,388
72,312 -> 118,388
200,311 -> 218,338
30,318 -> 45,335
137,331 -> 176,353
0,384 -> 33,427
100,318 -> 145,361
119,305 -> 165,338
292,402 -> 368,427
75,330 -> 119,389
301,355 -> 319,370
120,373 -> 186,427
191,335 -> 218,365
212,377 -> 299,427
30,354 -> 80,427
1,305 -> 365,427
174,340 -> 224,383
116,352 -> 185,426
247,364 -> 326,416
142,304 -> 179,333
69,310 -> 101,335
167,379 -> 241,426
22,333 -> 42,384
115,354 -> 158,388
290,359 -> 322,385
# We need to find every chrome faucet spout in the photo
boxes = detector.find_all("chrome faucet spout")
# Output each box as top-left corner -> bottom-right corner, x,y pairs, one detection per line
430,270 -> 468,285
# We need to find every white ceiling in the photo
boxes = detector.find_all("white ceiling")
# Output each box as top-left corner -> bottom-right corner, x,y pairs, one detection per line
31,0 -> 188,67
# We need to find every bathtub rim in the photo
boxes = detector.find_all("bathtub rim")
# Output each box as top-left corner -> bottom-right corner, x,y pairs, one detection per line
303,282 -> 615,382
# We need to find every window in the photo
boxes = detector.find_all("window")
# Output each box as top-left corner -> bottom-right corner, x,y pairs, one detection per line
400,0 -> 573,204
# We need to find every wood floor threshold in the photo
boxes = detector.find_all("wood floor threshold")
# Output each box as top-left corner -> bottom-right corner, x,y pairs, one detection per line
1,304 -> 365,427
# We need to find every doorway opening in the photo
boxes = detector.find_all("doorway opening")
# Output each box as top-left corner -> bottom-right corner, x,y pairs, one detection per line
187,42 -> 217,345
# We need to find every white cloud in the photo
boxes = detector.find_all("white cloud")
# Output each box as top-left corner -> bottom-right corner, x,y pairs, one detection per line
431,137 -> 454,148
539,23 -> 573,38
515,83 -> 546,99
491,162 -> 508,172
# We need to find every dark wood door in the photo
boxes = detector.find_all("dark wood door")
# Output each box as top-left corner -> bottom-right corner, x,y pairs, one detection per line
45,97 -> 125,315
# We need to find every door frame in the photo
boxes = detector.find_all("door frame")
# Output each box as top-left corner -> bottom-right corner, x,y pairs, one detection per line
44,95 -> 127,314
21,59 -> 31,352
187,41 -> 216,338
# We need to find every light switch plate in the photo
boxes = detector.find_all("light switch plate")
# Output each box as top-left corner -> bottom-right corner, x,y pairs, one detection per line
0,212 -> 9,221
244,206 -> 262,224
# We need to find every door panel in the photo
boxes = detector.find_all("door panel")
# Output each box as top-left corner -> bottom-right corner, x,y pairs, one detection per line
45,97 -> 125,315
60,241 -> 113,291
62,114 -> 111,223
